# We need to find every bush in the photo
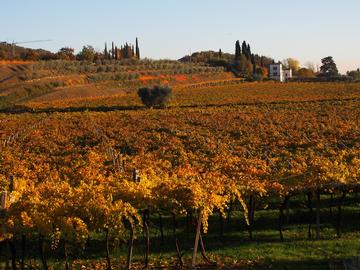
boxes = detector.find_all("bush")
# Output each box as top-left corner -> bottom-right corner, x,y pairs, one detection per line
137,86 -> 172,108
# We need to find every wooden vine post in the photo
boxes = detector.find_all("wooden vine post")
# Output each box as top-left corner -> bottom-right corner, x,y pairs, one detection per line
143,209 -> 150,269
64,241 -> 69,270
171,212 -> 184,267
307,192 -> 313,240
1,191 -> 8,266
191,210 -> 202,268
279,196 -> 290,241
315,188 -> 321,240
133,169 -> 140,182
126,222 -> 135,270
1,191 -> 7,210
218,211 -> 224,238
38,234 -> 48,270
105,228 -> 111,270
336,191 -> 347,238
248,195 -> 255,240
158,212 -> 164,244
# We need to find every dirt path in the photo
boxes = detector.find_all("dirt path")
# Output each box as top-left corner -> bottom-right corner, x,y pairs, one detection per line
176,78 -> 245,90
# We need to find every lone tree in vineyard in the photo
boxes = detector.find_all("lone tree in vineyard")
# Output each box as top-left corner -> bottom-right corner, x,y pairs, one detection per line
137,86 -> 172,108
319,56 -> 339,77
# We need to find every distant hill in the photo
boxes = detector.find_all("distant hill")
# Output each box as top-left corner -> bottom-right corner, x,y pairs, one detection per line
179,43 -> 275,78
179,50 -> 236,71
179,50 -> 234,63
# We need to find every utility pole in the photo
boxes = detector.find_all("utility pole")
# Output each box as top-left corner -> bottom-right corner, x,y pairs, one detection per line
10,40 -> 52,59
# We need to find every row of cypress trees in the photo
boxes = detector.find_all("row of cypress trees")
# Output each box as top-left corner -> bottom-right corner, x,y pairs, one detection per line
104,38 -> 140,60
234,40 -> 271,76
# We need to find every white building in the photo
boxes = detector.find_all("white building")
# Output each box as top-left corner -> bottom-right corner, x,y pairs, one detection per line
269,63 -> 292,82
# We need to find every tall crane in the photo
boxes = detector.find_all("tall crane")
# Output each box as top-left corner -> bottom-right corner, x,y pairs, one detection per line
8,40 -> 52,58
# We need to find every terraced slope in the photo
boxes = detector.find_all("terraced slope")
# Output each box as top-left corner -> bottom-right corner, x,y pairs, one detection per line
0,60 -> 234,109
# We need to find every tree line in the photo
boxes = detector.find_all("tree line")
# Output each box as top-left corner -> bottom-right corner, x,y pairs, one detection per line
180,40 -> 360,81
179,41 -> 273,80
0,38 -> 141,62
104,38 -> 140,61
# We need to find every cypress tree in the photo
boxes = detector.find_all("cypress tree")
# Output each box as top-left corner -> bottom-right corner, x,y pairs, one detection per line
104,43 -> 108,59
111,42 -> 115,59
252,54 -> 256,74
251,54 -> 256,65
136,38 -> 140,59
126,43 -> 131,58
242,41 -> 247,56
115,46 -> 118,60
235,40 -> 241,61
246,44 -> 251,59
124,43 -> 128,58
219,48 -> 222,59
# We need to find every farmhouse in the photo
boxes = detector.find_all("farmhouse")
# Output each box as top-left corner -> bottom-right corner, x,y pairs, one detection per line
269,63 -> 292,82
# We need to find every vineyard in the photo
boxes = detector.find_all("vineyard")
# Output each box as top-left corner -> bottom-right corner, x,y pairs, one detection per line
0,60 -> 230,110
0,82 -> 360,269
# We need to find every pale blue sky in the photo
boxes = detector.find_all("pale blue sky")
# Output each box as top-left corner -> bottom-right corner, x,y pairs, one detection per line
1,0 -> 359,73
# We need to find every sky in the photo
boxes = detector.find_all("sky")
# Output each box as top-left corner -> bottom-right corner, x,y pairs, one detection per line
1,0 -> 359,73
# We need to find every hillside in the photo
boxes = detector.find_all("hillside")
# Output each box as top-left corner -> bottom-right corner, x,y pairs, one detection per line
0,62 -> 33,85
0,59 -> 235,110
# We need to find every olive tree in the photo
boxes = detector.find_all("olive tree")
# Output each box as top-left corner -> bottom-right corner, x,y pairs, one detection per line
137,86 -> 172,108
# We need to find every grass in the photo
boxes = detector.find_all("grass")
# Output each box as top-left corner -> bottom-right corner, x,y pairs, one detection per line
1,197 -> 360,269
